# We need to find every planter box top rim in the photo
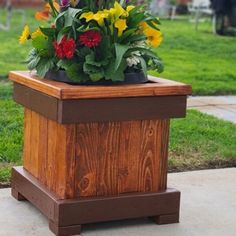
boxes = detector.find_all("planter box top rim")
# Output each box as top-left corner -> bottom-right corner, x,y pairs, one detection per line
9,71 -> 192,100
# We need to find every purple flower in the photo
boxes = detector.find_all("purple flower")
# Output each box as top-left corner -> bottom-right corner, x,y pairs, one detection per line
60,0 -> 70,7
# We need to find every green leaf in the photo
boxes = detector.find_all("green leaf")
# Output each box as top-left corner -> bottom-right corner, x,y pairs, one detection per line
128,12 -> 145,27
64,8 -> 82,27
85,53 -> 102,67
122,35 -> 146,44
126,47 -> 159,59
89,71 -> 104,82
40,27 -> 56,38
57,59 -> 73,70
146,20 -> 160,31
26,49 -> 40,71
83,63 -> 100,73
66,63 -> 89,82
115,43 -> 129,71
118,28 -> 136,43
105,58 -> 126,82
32,36 -> 48,50
32,36 -> 53,57
138,56 -> 147,76
57,26 -> 71,42
35,58 -> 55,77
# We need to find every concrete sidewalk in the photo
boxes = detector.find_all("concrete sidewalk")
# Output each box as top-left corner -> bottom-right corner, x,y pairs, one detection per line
1,168 -> 236,236
188,96 -> 236,123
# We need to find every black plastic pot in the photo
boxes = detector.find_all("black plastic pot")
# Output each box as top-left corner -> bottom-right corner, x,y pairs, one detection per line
45,70 -> 148,85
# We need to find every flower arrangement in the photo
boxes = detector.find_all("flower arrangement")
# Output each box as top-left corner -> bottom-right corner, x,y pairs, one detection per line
19,0 -> 163,84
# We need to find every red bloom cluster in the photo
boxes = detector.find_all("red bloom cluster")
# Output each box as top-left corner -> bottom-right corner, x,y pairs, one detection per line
79,30 -> 102,48
53,36 -> 76,59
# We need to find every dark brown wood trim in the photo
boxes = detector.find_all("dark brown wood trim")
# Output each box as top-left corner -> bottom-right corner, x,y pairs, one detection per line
13,82 -> 187,124
11,167 -> 58,221
58,96 -> 187,123
12,167 -> 180,235
56,188 -> 180,226
13,83 -> 58,121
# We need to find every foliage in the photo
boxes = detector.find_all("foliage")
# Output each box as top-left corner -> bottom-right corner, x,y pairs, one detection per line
19,0 -> 163,83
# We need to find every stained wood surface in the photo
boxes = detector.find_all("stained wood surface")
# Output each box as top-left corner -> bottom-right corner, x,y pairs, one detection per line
9,71 -> 192,100
23,109 -> 77,199
23,108 -> 170,199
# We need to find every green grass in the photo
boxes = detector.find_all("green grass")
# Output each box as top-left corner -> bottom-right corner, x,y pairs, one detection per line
152,20 -> 236,95
0,99 -> 23,185
169,110 -> 236,171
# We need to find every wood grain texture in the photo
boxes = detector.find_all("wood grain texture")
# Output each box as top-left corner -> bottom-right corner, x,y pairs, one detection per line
74,120 -> 170,197
23,110 -> 76,199
9,71 -> 192,100
23,109 -> 170,199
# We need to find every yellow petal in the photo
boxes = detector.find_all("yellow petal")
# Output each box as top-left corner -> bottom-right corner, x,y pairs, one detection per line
145,28 -> 163,48
115,19 -> 127,37
31,28 -> 45,39
126,5 -> 135,12
19,25 -> 30,44
80,12 -> 94,22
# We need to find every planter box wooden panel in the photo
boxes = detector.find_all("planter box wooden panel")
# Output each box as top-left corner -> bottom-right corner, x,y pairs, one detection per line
9,71 -> 192,236
23,108 -> 169,199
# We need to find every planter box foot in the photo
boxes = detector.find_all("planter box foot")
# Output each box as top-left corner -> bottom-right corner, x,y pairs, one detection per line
152,212 -> 180,224
11,188 -> 27,201
49,221 -> 82,236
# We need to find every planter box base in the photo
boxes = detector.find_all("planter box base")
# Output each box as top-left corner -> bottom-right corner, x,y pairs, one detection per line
11,167 -> 180,236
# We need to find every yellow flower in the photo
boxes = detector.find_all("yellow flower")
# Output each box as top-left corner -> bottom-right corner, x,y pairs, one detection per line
126,5 -> 135,13
80,11 -> 109,26
109,2 -> 128,22
80,12 -> 93,21
31,28 -> 45,39
144,27 -> 163,48
115,19 -> 127,37
19,25 -> 30,44
93,11 -> 109,26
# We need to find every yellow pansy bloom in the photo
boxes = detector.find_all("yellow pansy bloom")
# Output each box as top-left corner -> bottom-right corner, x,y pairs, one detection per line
115,19 -> 127,37
144,27 -> 163,48
31,28 -> 45,39
19,25 -> 30,44
126,5 -> 135,13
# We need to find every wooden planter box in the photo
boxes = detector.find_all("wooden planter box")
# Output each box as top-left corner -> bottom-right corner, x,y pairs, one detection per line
9,71 -> 192,236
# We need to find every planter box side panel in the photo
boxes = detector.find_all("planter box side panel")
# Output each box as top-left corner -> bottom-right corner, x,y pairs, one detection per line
75,120 -> 170,197
23,108 -> 77,199
23,109 -> 170,199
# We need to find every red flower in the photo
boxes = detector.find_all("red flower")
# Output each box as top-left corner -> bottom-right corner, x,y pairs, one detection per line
79,30 -> 102,48
53,36 -> 76,59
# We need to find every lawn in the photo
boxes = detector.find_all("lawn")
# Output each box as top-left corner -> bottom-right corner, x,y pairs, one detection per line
1,9 -> 236,185
152,20 -> 236,95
